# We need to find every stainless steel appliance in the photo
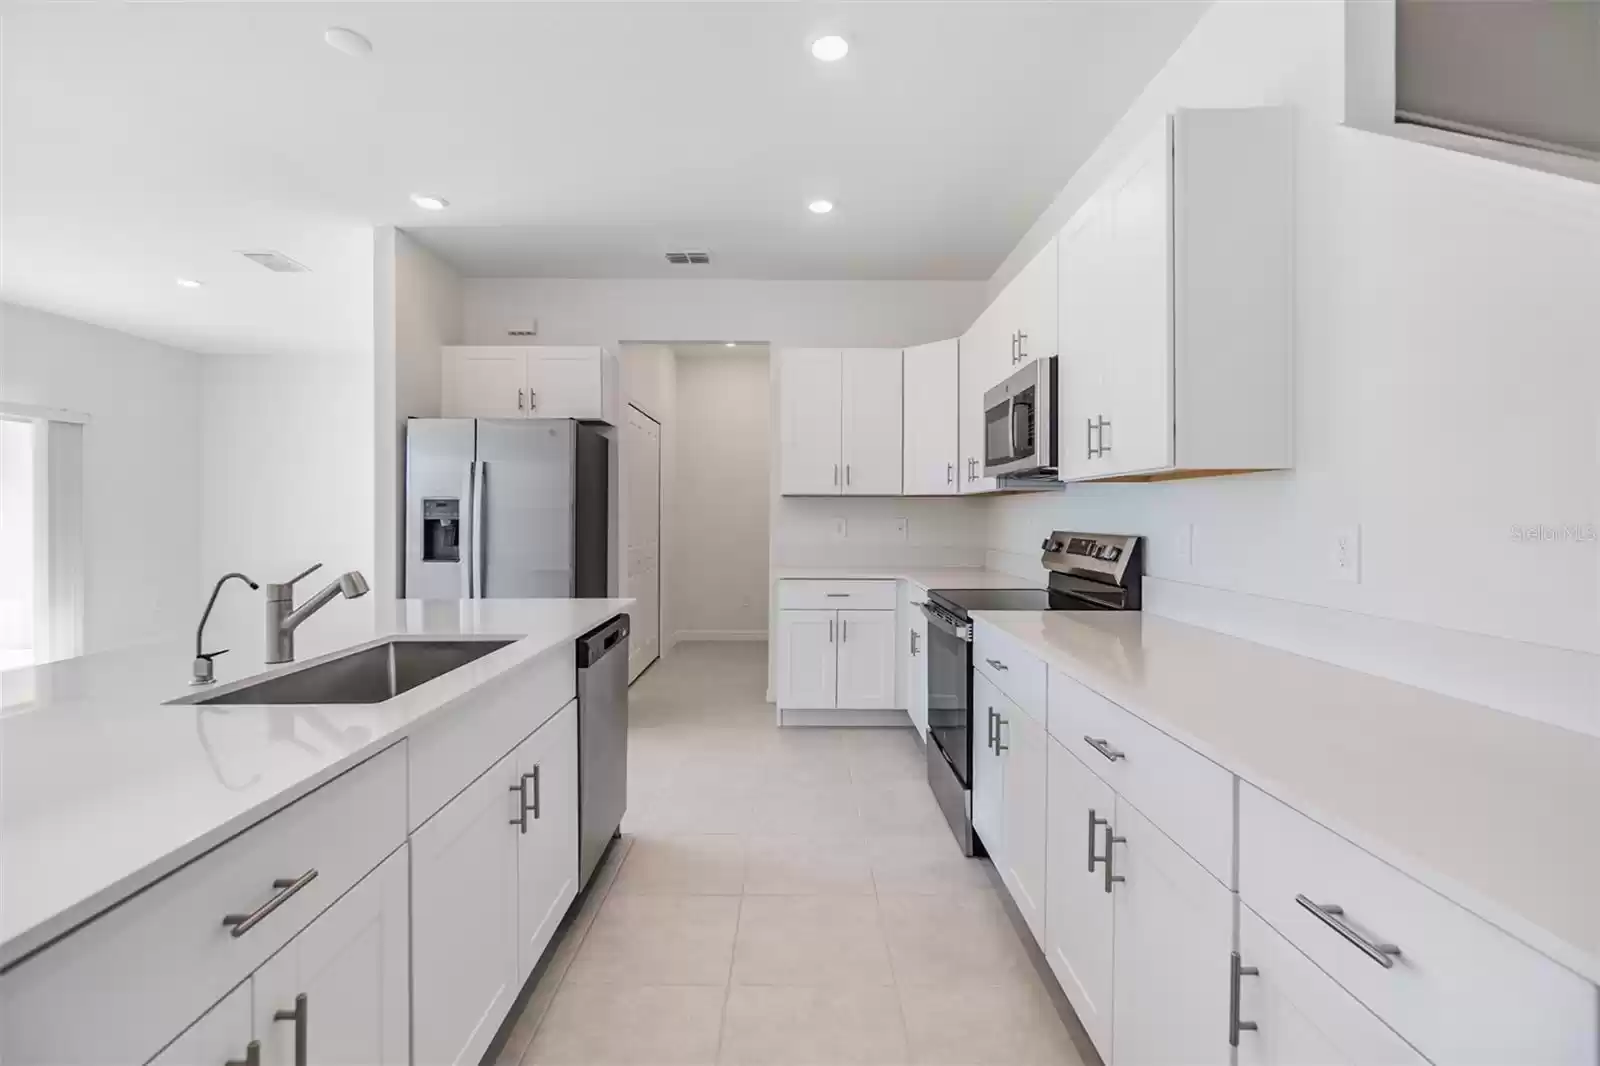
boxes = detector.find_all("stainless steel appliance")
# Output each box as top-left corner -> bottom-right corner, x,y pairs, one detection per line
577,614 -> 629,888
983,356 -> 1057,479
923,530 -> 1143,855
405,419 -> 609,599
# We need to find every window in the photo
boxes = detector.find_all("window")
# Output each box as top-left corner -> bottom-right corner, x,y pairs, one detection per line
0,406 -> 85,671
1395,0 -> 1600,161
0,418 -> 36,669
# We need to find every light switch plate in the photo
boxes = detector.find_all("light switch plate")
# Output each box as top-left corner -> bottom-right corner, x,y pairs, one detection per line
1330,525 -> 1361,583
831,518 -> 847,542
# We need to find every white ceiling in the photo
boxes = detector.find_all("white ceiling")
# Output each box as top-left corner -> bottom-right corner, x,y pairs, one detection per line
2,2 -> 1205,359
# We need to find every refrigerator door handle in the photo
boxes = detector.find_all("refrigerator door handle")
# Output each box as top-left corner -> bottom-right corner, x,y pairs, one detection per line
473,459 -> 488,598
462,461 -> 476,598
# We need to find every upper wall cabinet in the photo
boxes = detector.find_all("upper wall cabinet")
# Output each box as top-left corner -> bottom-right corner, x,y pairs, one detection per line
442,346 -> 614,423
1058,107 -> 1293,482
902,338 -> 960,495
779,348 -> 903,496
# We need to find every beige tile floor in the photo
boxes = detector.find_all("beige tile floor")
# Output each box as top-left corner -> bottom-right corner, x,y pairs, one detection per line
496,641 -> 1091,1066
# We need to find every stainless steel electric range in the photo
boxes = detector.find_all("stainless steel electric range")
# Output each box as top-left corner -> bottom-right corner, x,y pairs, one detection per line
922,531 -> 1143,855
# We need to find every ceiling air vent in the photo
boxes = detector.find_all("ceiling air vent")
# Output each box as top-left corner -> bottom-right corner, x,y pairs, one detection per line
664,250 -> 711,265
238,250 -> 310,273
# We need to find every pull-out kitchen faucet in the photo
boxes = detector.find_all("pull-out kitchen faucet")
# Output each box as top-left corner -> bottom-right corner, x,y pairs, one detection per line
264,563 -> 370,664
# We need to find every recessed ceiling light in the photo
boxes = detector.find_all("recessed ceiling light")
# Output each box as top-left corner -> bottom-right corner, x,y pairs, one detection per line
725,342 -> 737,348
175,278 -> 203,289
808,199 -> 834,215
325,27 -> 372,57
811,35 -> 849,62
410,194 -> 449,211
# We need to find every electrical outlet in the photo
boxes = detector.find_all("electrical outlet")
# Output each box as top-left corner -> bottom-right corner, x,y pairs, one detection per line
1330,525 -> 1361,583
831,518 -> 848,542
506,319 -> 539,338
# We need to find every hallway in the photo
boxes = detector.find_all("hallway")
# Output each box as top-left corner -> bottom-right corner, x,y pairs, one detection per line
496,641 -> 1086,1066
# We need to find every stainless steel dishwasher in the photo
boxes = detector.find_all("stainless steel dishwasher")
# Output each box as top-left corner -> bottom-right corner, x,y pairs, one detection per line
577,614 -> 629,888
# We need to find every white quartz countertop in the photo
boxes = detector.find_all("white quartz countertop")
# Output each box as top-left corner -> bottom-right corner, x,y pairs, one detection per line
775,566 -> 1043,591
0,597 -> 632,970
969,609 -> 1600,985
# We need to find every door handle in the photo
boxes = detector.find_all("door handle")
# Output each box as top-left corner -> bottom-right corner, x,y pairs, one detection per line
841,618 -> 848,643
1017,331 -> 1028,361
834,463 -> 839,487
984,657 -> 1008,672
994,716 -> 1008,753
1103,824 -> 1125,893
518,388 -> 525,411
225,1041 -> 262,1066
845,463 -> 851,486
829,618 -> 835,643
987,708 -> 998,751
1229,952 -> 1259,1047
529,391 -> 538,412
1083,735 -> 1125,762
1088,809 -> 1110,872
947,462 -> 954,485
509,769 -> 539,832
910,630 -> 920,656
1295,896 -> 1402,967
221,870 -> 318,937
273,993 -> 308,1066
473,460 -> 487,597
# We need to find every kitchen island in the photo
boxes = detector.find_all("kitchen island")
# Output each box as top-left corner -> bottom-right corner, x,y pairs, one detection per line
0,596 -> 631,1066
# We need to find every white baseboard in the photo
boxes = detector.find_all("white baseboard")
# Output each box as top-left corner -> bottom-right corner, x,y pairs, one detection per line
777,707 -> 911,728
1145,577 -> 1600,739
673,629 -> 767,643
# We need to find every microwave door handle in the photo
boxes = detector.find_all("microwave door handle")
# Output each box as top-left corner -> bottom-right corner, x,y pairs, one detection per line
1012,400 -> 1031,458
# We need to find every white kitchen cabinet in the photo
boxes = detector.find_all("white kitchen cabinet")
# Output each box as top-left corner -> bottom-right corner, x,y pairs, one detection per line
411,748 -> 521,1066
254,848 -> 410,1066
957,306 -> 1000,494
1235,904 -> 1426,1066
1110,796 -> 1233,1066
150,979 -> 254,1066
442,347 -> 529,419
1001,238 -> 1058,372
998,698 -> 1048,945
835,609 -> 897,709
1045,735 -> 1117,1061
1058,107 -> 1292,481
778,348 -> 905,496
971,671 -> 1006,864
775,609 -> 839,709
778,348 -> 845,495
906,601 -> 929,739
841,347 -> 903,495
901,339 -> 960,494
441,346 -> 607,421
515,700 -> 579,984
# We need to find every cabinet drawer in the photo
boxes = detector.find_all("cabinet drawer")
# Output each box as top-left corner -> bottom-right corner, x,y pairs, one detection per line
972,622 -> 1047,724
777,579 -> 897,611
1048,670 -> 1232,885
1239,784 -> 1597,1065
0,744 -> 406,1066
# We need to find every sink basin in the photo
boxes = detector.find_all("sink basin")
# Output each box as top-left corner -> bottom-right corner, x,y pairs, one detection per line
182,639 -> 515,705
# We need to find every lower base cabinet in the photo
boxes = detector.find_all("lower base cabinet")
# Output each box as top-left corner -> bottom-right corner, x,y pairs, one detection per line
253,847 -> 410,1066
971,673 -> 1007,865
775,608 -> 897,710
149,980 -> 254,1066
1109,798 -> 1233,1066
1235,905 -> 1426,1066
413,700 -> 579,1066
1045,736 -> 1117,1059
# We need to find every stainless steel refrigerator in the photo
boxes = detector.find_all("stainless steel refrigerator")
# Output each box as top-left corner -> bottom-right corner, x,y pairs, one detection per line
405,419 -> 609,599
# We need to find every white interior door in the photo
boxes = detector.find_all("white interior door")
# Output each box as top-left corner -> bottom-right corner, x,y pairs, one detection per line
442,347 -> 529,419
624,405 -> 662,681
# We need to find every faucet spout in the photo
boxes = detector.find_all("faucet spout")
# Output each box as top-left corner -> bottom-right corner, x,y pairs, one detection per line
264,567 -> 369,664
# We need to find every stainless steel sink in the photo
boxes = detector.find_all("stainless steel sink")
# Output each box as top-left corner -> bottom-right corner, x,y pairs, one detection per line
180,639 -> 514,705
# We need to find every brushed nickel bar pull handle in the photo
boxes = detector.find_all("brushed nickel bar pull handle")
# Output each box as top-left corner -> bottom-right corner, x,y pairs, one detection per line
829,618 -> 835,643
947,462 -> 954,485
987,708 -> 998,752
518,388 -> 525,411
1086,418 -> 1096,459
834,463 -> 839,486
994,716 -> 1008,753
225,1039 -> 262,1066
825,592 -> 850,598
273,993 -> 308,1066
1017,331 -> 1028,360
1088,809 -> 1110,872
841,618 -> 848,643
846,463 -> 852,486
222,870 -> 318,937
1295,895 -> 1402,968
984,657 -> 1008,671
1229,952 -> 1259,1047
1083,735 -> 1126,762
531,765 -> 542,820
510,771 -> 537,833
1103,825 -> 1125,894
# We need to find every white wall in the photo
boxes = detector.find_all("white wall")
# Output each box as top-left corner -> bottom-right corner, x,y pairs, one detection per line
374,228 -> 463,600
0,302 -> 202,654
981,0 -> 1600,734
671,350 -> 771,641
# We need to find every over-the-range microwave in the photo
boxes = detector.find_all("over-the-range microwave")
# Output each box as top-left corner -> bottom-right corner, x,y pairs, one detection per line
983,356 -> 1057,479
